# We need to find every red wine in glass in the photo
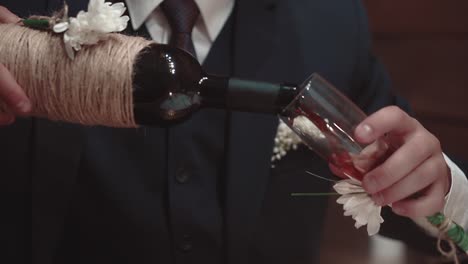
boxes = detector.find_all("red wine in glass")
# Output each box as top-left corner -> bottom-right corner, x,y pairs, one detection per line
280,74 -> 389,181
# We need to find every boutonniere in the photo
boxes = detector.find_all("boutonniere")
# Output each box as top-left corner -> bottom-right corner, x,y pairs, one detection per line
22,0 -> 129,59
271,119 -> 302,166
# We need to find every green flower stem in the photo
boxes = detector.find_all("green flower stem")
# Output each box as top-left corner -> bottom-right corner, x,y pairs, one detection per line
427,213 -> 468,253
290,192 -> 341,197
22,19 -> 50,30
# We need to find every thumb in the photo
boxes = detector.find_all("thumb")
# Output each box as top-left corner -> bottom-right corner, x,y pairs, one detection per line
0,63 -> 31,114
0,6 -> 20,24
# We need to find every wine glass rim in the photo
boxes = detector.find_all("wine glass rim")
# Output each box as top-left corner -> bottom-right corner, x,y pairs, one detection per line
280,73 -> 367,119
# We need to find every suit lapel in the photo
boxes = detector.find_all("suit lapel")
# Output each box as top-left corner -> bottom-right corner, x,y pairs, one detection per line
31,120 -> 84,264
31,3 -> 87,264
225,0 -> 279,262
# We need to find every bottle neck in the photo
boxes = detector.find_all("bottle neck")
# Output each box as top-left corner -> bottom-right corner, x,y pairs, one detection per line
199,74 -> 298,114
131,44 -> 299,125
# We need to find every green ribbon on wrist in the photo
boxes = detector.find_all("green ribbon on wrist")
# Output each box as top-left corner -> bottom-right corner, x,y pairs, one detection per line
427,212 -> 468,253
292,192 -> 468,254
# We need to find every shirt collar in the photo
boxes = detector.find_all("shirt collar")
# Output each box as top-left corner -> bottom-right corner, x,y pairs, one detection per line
196,0 -> 234,41
125,0 -> 234,41
125,0 -> 163,30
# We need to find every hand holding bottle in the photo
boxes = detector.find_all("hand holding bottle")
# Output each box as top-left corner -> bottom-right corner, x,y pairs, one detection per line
0,6 -> 31,125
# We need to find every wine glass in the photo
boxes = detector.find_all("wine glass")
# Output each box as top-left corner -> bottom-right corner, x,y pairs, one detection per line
279,73 -> 383,181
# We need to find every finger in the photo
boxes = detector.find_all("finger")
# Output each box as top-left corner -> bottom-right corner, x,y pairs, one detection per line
370,154 -> 445,206
362,131 -> 440,194
353,138 -> 390,173
0,113 -> 15,125
329,163 -> 347,179
355,106 -> 419,144
0,6 -> 20,24
0,63 -> 31,114
391,179 -> 446,218
329,152 -> 364,180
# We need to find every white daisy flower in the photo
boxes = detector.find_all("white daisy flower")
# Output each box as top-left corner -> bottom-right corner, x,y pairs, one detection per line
333,179 -> 384,236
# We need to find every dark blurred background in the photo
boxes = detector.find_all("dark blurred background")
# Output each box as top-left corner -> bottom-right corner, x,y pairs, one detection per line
365,0 -> 468,161
319,1 -> 468,263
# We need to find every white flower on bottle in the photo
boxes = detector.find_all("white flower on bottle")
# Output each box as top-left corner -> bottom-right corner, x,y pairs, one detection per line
333,179 -> 384,236
52,0 -> 129,59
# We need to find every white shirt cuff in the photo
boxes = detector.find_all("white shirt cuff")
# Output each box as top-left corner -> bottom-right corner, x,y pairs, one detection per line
441,154 -> 468,228
412,154 -> 468,236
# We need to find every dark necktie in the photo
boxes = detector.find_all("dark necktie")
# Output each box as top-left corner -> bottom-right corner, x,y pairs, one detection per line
161,0 -> 200,58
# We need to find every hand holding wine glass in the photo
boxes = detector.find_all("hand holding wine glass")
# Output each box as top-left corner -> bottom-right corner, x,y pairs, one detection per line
348,106 -> 451,218
281,74 -> 466,254
281,74 -> 450,218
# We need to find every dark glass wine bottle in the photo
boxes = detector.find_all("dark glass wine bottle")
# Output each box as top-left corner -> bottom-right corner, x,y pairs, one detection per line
132,44 -> 298,125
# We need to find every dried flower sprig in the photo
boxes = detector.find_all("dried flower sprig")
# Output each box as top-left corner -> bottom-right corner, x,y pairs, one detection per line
22,0 -> 129,59
271,119 -> 302,166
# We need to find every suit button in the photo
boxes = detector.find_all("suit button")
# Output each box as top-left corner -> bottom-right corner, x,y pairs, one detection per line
175,166 -> 190,183
179,235 -> 192,252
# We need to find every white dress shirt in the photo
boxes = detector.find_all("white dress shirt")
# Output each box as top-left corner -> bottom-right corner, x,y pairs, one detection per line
444,155 -> 468,228
125,0 -> 234,64
124,0 -> 468,236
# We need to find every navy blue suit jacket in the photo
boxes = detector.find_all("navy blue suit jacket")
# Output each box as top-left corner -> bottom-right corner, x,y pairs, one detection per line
1,0 -> 439,263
